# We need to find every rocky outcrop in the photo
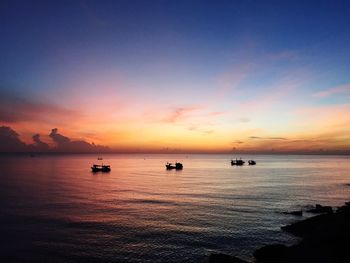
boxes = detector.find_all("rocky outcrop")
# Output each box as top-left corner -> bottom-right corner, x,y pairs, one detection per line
282,210 -> 302,216
274,202 -> 350,263
208,253 -> 248,263
253,244 -> 289,263
306,204 -> 333,214
209,202 -> 350,263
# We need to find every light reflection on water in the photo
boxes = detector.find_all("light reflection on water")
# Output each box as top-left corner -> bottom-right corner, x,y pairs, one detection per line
0,154 -> 350,262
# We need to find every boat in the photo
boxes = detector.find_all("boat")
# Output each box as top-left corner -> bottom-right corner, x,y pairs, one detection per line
231,158 -> 245,165
97,157 -> 103,160
166,162 -> 183,170
248,160 -> 256,165
91,164 -> 111,172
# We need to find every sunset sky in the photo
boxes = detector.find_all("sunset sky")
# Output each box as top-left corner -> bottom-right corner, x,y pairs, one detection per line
1,0 -> 350,153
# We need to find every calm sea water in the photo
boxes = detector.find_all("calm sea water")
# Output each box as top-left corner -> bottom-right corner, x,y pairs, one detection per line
1,154 -> 350,262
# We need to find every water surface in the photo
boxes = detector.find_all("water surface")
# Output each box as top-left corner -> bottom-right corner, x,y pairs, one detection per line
1,154 -> 349,262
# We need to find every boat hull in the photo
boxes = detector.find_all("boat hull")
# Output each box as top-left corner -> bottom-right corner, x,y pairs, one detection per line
91,165 -> 111,172
231,160 -> 245,166
165,163 -> 183,170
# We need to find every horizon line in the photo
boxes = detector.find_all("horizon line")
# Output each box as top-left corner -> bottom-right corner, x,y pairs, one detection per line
1,151 -> 350,156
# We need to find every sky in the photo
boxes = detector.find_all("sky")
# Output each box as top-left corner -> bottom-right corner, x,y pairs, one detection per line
0,0 -> 350,153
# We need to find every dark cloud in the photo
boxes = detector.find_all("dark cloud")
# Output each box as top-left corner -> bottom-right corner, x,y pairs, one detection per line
0,126 -> 109,153
0,126 -> 28,152
0,91 -> 79,123
249,136 -> 288,140
32,134 -> 49,151
49,128 -> 71,146
49,128 -> 109,152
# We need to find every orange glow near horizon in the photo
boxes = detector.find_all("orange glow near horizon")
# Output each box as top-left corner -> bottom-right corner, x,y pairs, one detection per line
4,96 -> 350,153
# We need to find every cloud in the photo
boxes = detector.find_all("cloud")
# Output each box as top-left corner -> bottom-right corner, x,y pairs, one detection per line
0,126 -> 109,153
49,128 -> 71,146
216,63 -> 251,98
163,106 -> 202,123
187,125 -> 214,135
208,111 -> 226,116
0,91 -> 80,123
238,76 -> 302,113
0,126 -> 28,152
49,128 -> 109,152
32,134 -> 49,151
249,136 -> 288,140
238,117 -> 250,123
313,83 -> 350,97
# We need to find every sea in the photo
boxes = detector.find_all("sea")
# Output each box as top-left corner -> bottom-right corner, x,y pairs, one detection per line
0,154 -> 349,262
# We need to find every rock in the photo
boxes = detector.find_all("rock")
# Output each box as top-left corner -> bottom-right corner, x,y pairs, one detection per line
306,204 -> 333,214
283,210 -> 303,216
337,202 -> 350,213
282,212 -> 333,237
258,202 -> 350,263
208,253 -> 249,263
253,244 -> 289,263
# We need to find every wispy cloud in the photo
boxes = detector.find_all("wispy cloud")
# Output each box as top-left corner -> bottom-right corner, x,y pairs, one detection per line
187,125 -> 214,135
0,91 -> 80,123
313,83 -> 350,97
249,136 -> 288,140
163,105 -> 203,123
237,74 -> 305,113
238,117 -> 250,123
208,111 -> 227,116
215,63 -> 252,98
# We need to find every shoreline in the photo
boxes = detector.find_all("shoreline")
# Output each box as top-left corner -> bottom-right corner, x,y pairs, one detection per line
209,200 -> 350,263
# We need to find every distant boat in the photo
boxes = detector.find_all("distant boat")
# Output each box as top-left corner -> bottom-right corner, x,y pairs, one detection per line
248,160 -> 256,165
231,158 -> 245,166
91,164 -> 111,172
166,162 -> 183,170
97,157 -> 103,160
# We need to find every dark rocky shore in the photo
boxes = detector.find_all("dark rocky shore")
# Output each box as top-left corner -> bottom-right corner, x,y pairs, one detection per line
209,201 -> 350,263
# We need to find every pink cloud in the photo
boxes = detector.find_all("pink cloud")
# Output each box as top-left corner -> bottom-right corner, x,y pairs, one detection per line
313,83 -> 350,97
163,105 -> 204,123
215,63 -> 252,97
